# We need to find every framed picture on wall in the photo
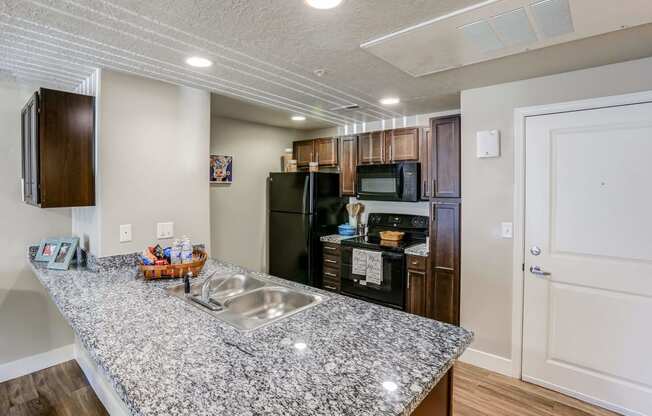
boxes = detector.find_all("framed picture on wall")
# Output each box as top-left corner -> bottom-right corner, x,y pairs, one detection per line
210,155 -> 233,184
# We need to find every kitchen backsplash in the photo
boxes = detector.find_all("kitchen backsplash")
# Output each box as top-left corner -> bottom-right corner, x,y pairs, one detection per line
348,197 -> 430,224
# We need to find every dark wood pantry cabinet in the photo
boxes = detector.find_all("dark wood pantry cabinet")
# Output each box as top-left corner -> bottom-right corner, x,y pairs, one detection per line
21,88 -> 95,208
430,115 -> 461,198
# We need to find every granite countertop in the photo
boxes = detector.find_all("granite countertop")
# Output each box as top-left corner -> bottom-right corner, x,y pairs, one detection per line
30,255 -> 472,416
320,234 -> 358,244
405,244 -> 429,257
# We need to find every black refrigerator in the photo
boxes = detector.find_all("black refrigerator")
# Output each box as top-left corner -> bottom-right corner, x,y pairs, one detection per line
268,172 -> 347,287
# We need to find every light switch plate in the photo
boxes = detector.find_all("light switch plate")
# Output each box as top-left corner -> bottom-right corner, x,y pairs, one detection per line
501,222 -> 513,239
157,222 -> 174,239
120,224 -> 132,243
477,130 -> 501,158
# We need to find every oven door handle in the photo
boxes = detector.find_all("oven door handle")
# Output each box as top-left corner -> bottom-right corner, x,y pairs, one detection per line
397,164 -> 404,199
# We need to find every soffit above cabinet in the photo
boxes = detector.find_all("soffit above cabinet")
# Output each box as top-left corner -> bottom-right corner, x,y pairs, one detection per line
361,0 -> 652,77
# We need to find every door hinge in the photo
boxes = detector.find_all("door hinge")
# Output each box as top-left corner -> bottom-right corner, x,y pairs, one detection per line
522,263 -> 525,272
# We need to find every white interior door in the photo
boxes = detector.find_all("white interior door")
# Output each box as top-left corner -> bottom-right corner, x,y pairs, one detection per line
523,102 -> 652,416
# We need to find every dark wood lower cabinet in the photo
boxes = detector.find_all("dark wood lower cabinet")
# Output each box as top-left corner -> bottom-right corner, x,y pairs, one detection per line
429,200 -> 461,325
321,242 -> 341,293
406,254 -> 428,316
412,367 -> 453,416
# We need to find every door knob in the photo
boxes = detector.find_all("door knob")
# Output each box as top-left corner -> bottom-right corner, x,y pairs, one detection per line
530,266 -> 551,277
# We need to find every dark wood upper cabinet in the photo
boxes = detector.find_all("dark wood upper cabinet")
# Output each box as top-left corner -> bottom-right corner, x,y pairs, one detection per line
386,127 -> 419,162
430,115 -> 461,198
339,135 -> 357,196
292,139 -> 315,168
428,200 -> 460,325
358,131 -> 384,164
21,88 -> 95,208
315,137 -> 338,166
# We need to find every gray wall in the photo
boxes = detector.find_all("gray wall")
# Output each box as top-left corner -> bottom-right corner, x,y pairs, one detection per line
74,70 -> 212,257
460,56 -> 652,360
210,117 -> 297,272
0,80 -> 73,365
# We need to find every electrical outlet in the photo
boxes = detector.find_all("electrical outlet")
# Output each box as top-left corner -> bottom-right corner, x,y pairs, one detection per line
120,224 -> 132,243
501,222 -> 513,239
157,222 -> 174,239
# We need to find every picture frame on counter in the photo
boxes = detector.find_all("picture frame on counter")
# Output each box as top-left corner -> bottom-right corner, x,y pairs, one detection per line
35,238 -> 61,262
47,237 -> 79,270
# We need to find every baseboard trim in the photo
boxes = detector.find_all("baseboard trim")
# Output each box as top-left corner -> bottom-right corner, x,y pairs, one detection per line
74,338 -> 131,416
459,347 -> 514,377
0,344 -> 74,383
522,375 -> 644,416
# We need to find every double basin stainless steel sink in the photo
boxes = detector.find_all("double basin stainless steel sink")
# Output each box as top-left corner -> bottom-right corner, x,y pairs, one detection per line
167,272 -> 326,331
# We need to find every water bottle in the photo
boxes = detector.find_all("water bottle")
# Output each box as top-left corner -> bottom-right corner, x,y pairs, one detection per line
171,239 -> 182,264
181,236 -> 193,264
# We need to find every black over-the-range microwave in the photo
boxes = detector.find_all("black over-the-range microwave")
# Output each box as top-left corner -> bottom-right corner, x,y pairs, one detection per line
356,162 -> 419,202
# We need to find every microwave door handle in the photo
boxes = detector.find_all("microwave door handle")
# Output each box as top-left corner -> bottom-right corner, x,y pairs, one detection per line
397,164 -> 404,198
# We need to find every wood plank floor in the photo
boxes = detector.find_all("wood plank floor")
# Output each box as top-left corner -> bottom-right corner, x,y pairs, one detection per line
0,360 -> 107,416
0,360 -> 619,416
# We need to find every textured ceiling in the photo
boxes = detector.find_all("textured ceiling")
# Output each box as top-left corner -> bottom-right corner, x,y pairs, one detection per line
2,0 -> 652,128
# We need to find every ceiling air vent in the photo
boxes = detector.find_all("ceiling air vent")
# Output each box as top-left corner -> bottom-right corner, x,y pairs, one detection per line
491,8 -> 537,47
460,20 -> 503,54
330,104 -> 360,111
529,0 -> 575,39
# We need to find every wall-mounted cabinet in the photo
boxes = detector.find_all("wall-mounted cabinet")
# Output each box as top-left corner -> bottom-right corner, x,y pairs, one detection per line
292,139 -> 315,168
339,135 -> 357,196
386,128 -> 420,162
21,88 -> 95,208
292,137 -> 338,168
430,115 -> 461,198
358,131 -> 385,164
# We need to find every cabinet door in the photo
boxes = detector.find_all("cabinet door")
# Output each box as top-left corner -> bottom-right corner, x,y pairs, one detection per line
420,128 -> 431,200
293,140 -> 315,168
28,94 -> 40,205
339,135 -> 357,196
21,104 -> 32,203
315,137 -> 338,166
406,269 -> 427,316
428,200 -> 460,325
430,115 -> 461,198
358,131 -> 384,164
387,128 -> 419,162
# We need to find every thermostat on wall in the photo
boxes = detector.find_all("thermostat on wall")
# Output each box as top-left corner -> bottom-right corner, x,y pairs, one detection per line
477,130 -> 500,158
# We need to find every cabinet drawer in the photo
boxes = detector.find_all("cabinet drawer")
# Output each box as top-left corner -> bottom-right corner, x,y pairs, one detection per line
323,254 -> 340,267
323,265 -> 340,279
406,255 -> 427,272
322,243 -> 340,255
322,276 -> 340,292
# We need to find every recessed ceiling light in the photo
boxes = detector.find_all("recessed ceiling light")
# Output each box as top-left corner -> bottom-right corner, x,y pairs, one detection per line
294,342 -> 307,350
292,115 -> 307,121
185,56 -> 213,68
305,0 -> 343,10
379,97 -> 400,105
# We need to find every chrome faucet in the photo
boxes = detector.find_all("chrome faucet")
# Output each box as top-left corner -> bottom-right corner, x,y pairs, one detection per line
189,270 -> 228,311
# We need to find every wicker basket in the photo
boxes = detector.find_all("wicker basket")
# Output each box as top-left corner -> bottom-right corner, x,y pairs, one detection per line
379,231 -> 405,241
139,249 -> 207,280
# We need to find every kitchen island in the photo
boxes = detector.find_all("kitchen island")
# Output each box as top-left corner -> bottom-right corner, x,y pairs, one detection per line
30,253 -> 472,416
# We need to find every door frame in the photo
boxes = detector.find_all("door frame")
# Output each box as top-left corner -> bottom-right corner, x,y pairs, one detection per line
510,89 -> 652,379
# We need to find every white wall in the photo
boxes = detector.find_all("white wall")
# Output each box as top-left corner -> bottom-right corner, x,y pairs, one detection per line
210,117 -> 296,272
74,70 -> 211,257
0,80 -> 73,365
460,56 -> 652,364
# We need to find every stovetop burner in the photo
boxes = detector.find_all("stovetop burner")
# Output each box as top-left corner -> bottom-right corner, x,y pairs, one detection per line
341,235 -> 424,253
341,213 -> 429,253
